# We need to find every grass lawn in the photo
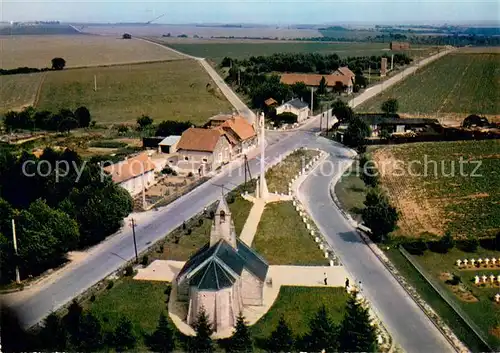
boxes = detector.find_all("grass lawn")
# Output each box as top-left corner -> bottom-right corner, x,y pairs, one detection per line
86,278 -> 168,339
372,140 -> 500,238
384,247 -> 493,352
334,163 -> 366,223
0,72 -> 44,113
357,53 -> 500,115
228,194 -> 253,236
36,60 -> 233,125
253,201 -> 328,265
266,149 -> 320,194
399,244 -> 500,349
251,286 -> 349,340
0,35 -> 185,69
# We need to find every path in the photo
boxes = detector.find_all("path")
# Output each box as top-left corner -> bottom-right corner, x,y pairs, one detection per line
238,199 -> 265,246
135,259 -> 348,338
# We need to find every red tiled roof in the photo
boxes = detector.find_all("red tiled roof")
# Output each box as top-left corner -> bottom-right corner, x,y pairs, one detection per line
264,98 -> 278,106
335,66 -> 355,78
280,73 -> 353,87
177,128 -> 225,152
220,117 -> 256,141
104,152 -> 156,184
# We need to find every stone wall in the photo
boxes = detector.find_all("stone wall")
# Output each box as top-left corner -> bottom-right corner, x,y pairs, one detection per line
241,269 -> 264,306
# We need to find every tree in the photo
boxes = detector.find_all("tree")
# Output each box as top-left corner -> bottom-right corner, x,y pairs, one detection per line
381,98 -> 399,115
59,117 -> 79,133
331,100 -> 354,123
189,307 -> 214,353
380,129 -> 391,140
359,155 -> 379,188
63,300 -> 83,345
362,188 -> 399,242
74,106 -> 91,128
112,316 -> 136,351
147,313 -> 175,353
302,305 -> 338,352
338,294 -> 378,352
317,76 -> 327,95
51,57 -> 66,70
137,114 -> 154,130
221,57 -> 232,68
122,33 -> 132,39
433,231 -> 455,253
227,312 -> 253,353
38,313 -> 67,351
267,315 -> 294,352
344,115 -> 371,151
77,312 -> 104,351
355,74 -> 367,88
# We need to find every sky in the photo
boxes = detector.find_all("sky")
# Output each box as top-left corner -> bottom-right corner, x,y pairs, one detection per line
1,0 -> 499,25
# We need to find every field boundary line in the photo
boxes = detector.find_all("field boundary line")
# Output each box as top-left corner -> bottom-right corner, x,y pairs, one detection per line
32,71 -> 47,107
399,246 -> 493,352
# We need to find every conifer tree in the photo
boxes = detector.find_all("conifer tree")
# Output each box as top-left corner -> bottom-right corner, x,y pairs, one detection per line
227,312 -> 253,352
303,304 -> 338,352
190,307 -> 214,353
267,315 -> 294,353
77,312 -> 104,351
148,313 -> 175,353
338,294 -> 378,352
38,313 -> 68,351
112,316 -> 136,351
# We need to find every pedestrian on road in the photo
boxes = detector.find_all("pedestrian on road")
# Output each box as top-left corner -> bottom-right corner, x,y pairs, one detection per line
345,277 -> 350,290
324,272 -> 328,286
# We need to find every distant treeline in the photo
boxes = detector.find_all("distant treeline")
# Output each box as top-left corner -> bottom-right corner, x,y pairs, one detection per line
0,66 -> 51,75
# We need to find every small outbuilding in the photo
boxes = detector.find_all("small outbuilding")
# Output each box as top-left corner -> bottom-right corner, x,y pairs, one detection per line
158,135 -> 181,154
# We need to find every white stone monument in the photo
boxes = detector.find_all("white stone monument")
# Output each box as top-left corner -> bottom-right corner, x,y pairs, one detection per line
485,258 -> 491,266
464,259 -> 469,266
493,258 -> 497,265
482,275 -> 488,283
471,259 -> 476,266
478,258 -> 483,266
475,275 -> 480,284
495,294 -> 500,303
456,259 -> 462,267
491,275 -> 496,283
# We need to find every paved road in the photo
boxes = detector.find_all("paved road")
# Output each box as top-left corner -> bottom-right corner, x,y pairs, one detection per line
5,46 -> 456,352
297,137 -> 454,353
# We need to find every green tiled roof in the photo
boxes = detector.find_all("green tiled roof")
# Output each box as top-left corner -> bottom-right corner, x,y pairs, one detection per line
177,239 -> 269,288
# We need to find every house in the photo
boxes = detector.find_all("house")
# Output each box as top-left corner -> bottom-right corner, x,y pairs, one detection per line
264,98 -> 278,107
280,67 -> 356,94
103,152 -> 156,196
205,113 -> 235,128
158,135 -> 181,154
218,116 -> 257,155
390,41 -> 410,50
276,98 -> 310,123
176,127 -> 232,173
338,114 -> 441,137
176,193 -> 269,333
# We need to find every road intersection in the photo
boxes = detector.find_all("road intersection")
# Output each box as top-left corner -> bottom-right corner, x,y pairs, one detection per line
3,46 -> 456,352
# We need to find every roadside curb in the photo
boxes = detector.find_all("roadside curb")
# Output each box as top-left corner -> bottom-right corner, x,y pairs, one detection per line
327,153 -> 469,353
292,149 -> 394,352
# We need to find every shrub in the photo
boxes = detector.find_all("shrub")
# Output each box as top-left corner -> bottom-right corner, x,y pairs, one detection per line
158,244 -> 164,253
429,232 -> 455,253
185,228 -> 192,235
209,210 -> 215,219
124,265 -> 134,277
90,294 -> 96,302
89,141 -> 127,149
187,172 -> 194,178
198,218 -> 204,227
106,280 -> 114,290
459,238 -> 479,253
446,274 -> 461,286
403,240 -> 427,255
141,255 -> 149,266
162,166 -> 174,175
227,194 -> 235,204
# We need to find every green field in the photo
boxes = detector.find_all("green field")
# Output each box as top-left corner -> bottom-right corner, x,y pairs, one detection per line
251,286 -> 349,340
373,140 -> 500,239
163,41 -> 394,62
357,53 -> 500,115
0,72 -> 44,113
35,60 -> 232,124
253,201 -> 328,265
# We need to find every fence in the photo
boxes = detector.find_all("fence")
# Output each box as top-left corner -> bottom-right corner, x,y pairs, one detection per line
399,246 -> 493,351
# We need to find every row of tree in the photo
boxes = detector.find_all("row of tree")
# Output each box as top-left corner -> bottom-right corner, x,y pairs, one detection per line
3,106 -> 92,132
26,291 -> 378,353
0,148 -> 133,282
221,52 -> 411,75
0,57 -> 66,76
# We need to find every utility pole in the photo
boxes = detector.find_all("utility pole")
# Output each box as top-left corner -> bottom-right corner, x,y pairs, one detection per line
310,87 -> 314,115
368,66 -> 371,85
129,218 -> 139,264
11,219 -> 21,284
94,75 -> 97,92
238,69 -> 241,86
320,111 -> 323,132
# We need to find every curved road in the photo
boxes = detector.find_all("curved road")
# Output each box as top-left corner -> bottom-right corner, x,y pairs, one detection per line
298,136 -> 454,353
4,42 -> 455,352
